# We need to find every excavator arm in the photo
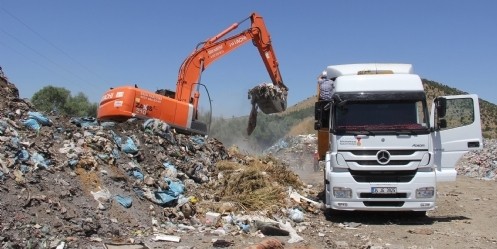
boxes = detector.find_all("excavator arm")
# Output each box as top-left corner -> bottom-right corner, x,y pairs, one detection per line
175,12 -> 288,114
97,12 -> 287,135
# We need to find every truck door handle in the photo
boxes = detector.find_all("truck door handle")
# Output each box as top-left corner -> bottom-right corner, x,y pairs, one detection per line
467,141 -> 480,148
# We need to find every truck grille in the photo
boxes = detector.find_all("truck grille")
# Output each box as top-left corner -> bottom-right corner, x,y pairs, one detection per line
339,149 -> 427,167
348,150 -> 419,156
350,169 -> 417,183
356,160 -> 412,166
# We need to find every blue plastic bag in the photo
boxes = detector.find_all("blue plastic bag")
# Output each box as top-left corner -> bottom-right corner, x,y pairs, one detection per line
129,168 -> 144,180
110,131 -> 122,147
23,118 -> 41,131
28,112 -> 52,126
16,150 -> 30,162
154,191 -> 177,205
164,177 -> 185,197
122,137 -> 138,154
191,135 -> 205,145
32,153 -> 49,169
114,195 -> 133,208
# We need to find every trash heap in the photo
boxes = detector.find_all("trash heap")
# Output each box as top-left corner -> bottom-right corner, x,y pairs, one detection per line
264,134 -> 317,170
248,83 -> 287,104
458,139 -> 497,180
0,75 -> 318,248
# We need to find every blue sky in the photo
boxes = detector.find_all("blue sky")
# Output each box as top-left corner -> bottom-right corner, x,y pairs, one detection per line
1,1 -> 496,117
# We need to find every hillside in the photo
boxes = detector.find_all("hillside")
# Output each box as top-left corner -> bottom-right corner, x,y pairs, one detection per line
209,79 -> 497,150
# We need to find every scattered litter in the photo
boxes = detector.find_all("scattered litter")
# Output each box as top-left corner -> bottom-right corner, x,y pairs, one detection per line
288,208 -> 304,223
91,187 -> 111,210
205,211 -> 221,226
278,220 -> 304,243
252,220 -> 289,236
151,234 -> 181,242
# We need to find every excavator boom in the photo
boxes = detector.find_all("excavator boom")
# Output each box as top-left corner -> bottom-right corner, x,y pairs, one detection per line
176,12 -> 287,113
97,12 -> 287,135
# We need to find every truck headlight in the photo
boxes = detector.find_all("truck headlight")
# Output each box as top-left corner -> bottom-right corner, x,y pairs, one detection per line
333,187 -> 352,199
416,187 -> 434,198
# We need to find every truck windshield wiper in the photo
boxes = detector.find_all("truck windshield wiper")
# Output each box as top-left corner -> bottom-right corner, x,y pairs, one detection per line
395,130 -> 417,135
349,129 -> 375,136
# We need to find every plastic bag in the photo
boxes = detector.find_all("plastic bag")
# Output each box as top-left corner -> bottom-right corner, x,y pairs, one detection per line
122,137 -> 138,154
114,195 -> 132,208
289,208 -> 304,223
28,112 -> 52,126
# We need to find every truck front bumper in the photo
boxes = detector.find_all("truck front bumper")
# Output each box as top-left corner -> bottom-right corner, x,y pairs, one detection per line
325,170 -> 436,212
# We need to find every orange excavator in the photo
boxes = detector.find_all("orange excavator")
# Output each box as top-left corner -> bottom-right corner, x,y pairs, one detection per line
97,12 -> 288,135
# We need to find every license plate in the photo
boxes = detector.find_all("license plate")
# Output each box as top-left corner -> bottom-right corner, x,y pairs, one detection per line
371,187 -> 397,194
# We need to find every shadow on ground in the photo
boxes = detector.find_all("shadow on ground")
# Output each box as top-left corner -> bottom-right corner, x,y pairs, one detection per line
323,209 -> 470,225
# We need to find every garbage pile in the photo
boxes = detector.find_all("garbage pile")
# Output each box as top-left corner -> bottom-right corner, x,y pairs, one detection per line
264,134 -> 317,170
458,139 -> 497,180
0,76 -> 315,248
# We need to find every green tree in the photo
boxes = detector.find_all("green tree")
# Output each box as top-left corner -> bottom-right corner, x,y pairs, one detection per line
87,103 -> 98,117
31,85 -> 97,117
31,86 -> 70,114
64,92 -> 91,116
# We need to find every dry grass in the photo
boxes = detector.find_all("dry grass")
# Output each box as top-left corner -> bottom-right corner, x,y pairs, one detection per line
214,154 -> 303,211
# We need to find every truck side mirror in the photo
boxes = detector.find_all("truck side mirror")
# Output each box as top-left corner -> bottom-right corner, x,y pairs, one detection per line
315,101 -> 331,130
435,97 -> 448,130
314,102 -> 323,130
435,97 -> 447,118
314,102 -> 322,121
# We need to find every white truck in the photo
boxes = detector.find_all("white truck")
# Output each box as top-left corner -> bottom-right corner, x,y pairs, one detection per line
314,63 -> 482,215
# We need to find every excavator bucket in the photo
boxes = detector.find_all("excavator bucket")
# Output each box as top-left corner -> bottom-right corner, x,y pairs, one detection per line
248,83 -> 288,114
247,83 -> 288,135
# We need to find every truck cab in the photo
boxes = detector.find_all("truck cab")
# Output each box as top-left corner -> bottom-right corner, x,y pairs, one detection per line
314,63 -> 482,212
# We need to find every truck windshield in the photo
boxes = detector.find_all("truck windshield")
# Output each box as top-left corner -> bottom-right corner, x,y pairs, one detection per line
333,99 -> 429,135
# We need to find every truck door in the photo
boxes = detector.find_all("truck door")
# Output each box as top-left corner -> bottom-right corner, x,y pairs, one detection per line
431,94 -> 482,182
